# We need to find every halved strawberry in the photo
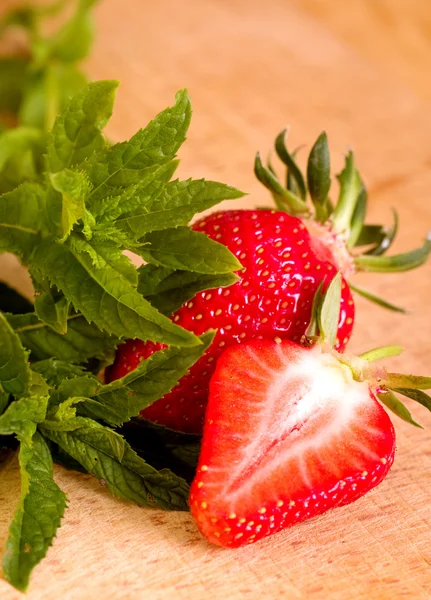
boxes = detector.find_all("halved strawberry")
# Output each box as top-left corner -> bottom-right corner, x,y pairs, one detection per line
189,339 -> 395,547
189,276 -> 431,548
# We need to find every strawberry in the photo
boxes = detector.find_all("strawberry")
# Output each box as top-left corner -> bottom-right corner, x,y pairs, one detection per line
189,276 -> 431,548
107,131 -> 430,433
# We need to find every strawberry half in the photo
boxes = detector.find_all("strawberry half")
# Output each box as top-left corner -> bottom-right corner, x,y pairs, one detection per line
107,130 -> 430,433
189,339 -> 395,548
189,276 -> 431,548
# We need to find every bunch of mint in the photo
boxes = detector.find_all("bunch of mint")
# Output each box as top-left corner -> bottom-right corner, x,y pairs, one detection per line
0,1 -> 244,591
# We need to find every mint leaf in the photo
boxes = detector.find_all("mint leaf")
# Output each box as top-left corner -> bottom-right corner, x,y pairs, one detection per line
84,89 -> 191,206
0,127 -> 44,193
31,236 -> 199,346
137,227 -> 242,274
34,292 -> 70,334
138,265 -> 239,315
0,312 -> 30,396
41,419 -> 190,510
50,168 -> 92,240
47,0 -> 95,63
0,183 -> 50,258
117,178 -> 245,238
47,80 -> 118,173
0,392 -> 9,415
79,331 -> 215,425
3,431 -> 66,592
7,313 -> 118,363
31,359 -> 88,387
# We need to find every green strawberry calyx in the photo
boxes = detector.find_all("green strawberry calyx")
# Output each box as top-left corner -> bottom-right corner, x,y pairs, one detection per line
255,129 -> 431,313
304,273 -> 431,429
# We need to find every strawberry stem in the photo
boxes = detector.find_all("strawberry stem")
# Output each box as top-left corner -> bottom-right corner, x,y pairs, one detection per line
354,233 -> 431,272
348,283 -> 407,313
358,345 -> 403,363
331,152 -> 362,235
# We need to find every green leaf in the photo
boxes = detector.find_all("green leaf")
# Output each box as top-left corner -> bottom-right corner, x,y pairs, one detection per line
47,80 -> 118,173
391,388 -> 431,413
7,313 -> 119,363
34,292 -> 70,334
83,89 -> 192,206
0,312 -> 30,396
307,131 -> 331,221
137,227 -> 242,274
384,373 -> 431,391
275,130 -> 306,200
47,1 -> 94,63
346,186 -> 368,248
0,282 -> 33,315
254,153 -> 308,215
0,58 -> 28,113
365,209 -> 398,257
90,161 -> 178,221
31,359 -> 88,387
0,392 -> 10,415
31,236 -> 199,346
41,419 -> 190,510
0,394 -> 48,437
318,272 -> 342,347
377,390 -> 422,428
50,169 -> 92,240
353,224 -> 387,248
79,331 -> 215,426
355,234 -> 431,272
119,419 -> 200,483
331,151 -> 362,235
138,265 -> 239,315
2,431 -> 66,592
349,282 -> 407,313
0,182 -> 50,258
0,127 -> 45,193
116,178 -> 245,238
358,345 -> 403,363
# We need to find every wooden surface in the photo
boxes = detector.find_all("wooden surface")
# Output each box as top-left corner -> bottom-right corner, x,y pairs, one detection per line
1,0 -> 431,598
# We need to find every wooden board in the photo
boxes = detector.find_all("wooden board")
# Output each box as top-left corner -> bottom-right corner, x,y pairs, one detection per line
1,0 -> 431,598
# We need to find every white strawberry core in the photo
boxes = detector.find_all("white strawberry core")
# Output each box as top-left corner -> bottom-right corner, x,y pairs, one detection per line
222,344 -> 374,505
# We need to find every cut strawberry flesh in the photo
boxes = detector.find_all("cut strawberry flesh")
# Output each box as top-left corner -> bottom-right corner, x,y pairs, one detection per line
189,340 -> 395,548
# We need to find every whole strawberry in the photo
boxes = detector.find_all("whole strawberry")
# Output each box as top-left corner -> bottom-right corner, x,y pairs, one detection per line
189,276 -> 431,548
107,131 -> 430,433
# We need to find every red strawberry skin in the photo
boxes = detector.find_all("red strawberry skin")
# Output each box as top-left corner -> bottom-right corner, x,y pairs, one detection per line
189,340 -> 395,548
107,210 -> 355,433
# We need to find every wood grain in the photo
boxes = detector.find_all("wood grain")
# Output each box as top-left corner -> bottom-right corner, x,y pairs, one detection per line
1,0 -> 431,598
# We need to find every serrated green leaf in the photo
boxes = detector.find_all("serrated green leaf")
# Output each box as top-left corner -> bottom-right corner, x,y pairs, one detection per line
117,178 -> 245,238
47,3 -> 94,63
0,282 -> 33,315
50,168 -> 92,240
83,89 -> 192,206
34,292 -> 70,334
377,390 -> 422,428
79,331 -> 215,426
2,431 -> 66,593
0,182 -> 50,258
137,227 -> 242,274
0,392 -> 10,415
138,265 -> 239,315
91,161 -> 178,222
31,236 -> 199,346
31,359 -> 88,387
41,419 -> 190,510
47,80 -> 118,173
0,312 -> 30,396
391,388 -> 431,413
7,312 -> 119,363
0,394 -> 48,437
